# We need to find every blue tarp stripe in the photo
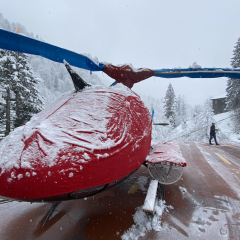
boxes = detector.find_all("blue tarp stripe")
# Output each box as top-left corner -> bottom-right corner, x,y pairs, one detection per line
0,29 -> 104,71
110,81 -> 116,87
154,68 -> 240,79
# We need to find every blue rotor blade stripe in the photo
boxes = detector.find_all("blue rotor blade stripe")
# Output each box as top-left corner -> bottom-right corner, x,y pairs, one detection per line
0,29 -> 104,71
154,68 -> 240,79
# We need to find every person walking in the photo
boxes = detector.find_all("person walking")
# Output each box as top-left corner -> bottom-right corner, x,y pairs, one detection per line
209,123 -> 219,145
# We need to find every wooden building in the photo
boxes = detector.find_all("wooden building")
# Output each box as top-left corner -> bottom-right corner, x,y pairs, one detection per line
211,93 -> 227,115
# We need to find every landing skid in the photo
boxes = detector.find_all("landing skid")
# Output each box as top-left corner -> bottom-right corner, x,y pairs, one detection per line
42,202 -> 61,227
157,182 -> 165,201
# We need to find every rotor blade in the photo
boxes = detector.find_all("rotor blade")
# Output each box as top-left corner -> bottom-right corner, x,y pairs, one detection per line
104,64 -> 240,88
0,29 -> 104,72
1,29 -> 240,87
154,68 -> 240,79
153,123 -> 169,126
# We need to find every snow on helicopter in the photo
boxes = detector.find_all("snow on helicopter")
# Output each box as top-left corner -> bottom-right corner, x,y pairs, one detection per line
0,29 -> 239,224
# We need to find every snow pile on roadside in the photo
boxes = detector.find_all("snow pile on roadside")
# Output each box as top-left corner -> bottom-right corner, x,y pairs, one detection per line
121,200 -> 172,240
151,111 -> 236,143
171,117 -> 230,143
213,111 -> 240,142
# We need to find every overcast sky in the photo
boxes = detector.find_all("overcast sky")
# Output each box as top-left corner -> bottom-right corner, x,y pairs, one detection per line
1,0 -> 240,105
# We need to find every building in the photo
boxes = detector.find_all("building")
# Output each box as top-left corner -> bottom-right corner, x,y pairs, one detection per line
211,93 -> 227,115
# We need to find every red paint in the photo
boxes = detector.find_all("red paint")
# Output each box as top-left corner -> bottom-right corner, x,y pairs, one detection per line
103,64 -> 154,88
0,87 -> 152,200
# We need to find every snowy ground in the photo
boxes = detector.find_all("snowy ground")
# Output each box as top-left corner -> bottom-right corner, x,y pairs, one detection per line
121,199 -> 169,240
0,142 -> 239,239
152,111 -> 240,144
213,112 -> 240,142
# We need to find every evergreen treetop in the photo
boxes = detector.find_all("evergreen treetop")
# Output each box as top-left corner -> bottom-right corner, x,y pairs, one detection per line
226,37 -> 240,111
230,37 -> 240,68
163,83 -> 176,123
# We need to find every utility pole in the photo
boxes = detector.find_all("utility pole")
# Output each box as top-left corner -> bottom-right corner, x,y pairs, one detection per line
2,88 -> 17,136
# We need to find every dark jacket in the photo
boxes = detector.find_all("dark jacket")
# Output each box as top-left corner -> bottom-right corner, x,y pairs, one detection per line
210,125 -> 216,134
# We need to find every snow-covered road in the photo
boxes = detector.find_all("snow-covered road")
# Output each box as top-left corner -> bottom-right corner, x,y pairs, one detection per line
0,142 -> 239,240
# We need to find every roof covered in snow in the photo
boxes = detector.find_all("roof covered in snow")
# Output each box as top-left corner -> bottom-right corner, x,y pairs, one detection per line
211,93 -> 227,100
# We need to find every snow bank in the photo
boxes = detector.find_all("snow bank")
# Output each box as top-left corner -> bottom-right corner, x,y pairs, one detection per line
213,111 -> 240,142
160,113 -> 232,143
121,200 -> 172,240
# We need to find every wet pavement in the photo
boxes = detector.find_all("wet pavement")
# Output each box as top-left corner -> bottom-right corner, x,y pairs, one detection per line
0,142 -> 240,240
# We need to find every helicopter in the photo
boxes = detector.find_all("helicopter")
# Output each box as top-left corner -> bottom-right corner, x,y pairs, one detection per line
0,28 -> 239,226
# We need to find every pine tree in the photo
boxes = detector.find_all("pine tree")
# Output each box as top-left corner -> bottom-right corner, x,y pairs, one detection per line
231,38 -> 240,68
172,95 -> 189,128
163,83 -> 175,125
172,97 -> 180,127
226,37 -> 240,133
192,105 -> 202,118
0,49 -> 44,129
226,37 -> 240,110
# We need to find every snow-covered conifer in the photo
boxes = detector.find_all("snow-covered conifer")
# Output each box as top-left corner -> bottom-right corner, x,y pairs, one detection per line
163,83 -> 175,124
226,37 -> 240,110
188,99 -> 215,141
172,97 -> 180,127
0,49 -> 44,129
226,37 -> 240,133
172,95 -> 189,128
230,38 -> 240,68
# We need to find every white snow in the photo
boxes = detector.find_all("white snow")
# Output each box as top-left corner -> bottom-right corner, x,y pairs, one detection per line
82,153 -> 90,160
121,199 -> 167,240
17,174 -> 23,180
211,93 -> 227,100
95,153 -> 109,160
83,53 -> 100,67
146,142 -> 186,167
143,180 -> 158,213
189,61 -> 202,68
152,111 -> 238,144
0,126 -> 25,175
179,186 -> 200,205
212,111 -> 240,142
103,63 -> 150,73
